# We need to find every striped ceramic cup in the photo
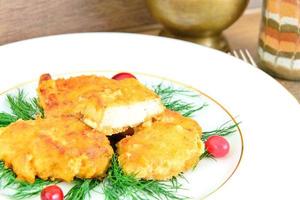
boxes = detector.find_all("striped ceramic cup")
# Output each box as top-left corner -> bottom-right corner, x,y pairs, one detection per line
258,0 -> 300,80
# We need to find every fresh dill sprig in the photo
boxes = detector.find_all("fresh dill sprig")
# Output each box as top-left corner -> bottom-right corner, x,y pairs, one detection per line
0,161 -> 16,188
12,179 -> 58,200
153,83 -> 207,117
0,90 -> 43,127
0,161 -> 56,200
103,155 -> 187,200
0,113 -> 18,127
163,100 -> 206,118
6,90 -> 43,120
65,179 -> 101,200
202,120 -> 240,141
199,150 -> 215,161
153,83 -> 198,99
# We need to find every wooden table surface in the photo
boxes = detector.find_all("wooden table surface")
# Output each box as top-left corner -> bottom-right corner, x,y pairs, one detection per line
124,9 -> 300,103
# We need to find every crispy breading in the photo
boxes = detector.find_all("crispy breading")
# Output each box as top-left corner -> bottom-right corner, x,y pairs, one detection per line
0,117 -> 113,183
38,74 -> 164,135
117,109 -> 203,180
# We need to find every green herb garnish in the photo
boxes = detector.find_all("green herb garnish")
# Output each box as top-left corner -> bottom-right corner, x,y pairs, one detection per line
0,161 -> 17,189
0,90 -> 43,127
0,113 -> 18,127
12,179 -> 57,200
153,83 -> 207,117
202,120 -> 240,141
199,150 -> 215,161
103,155 -> 187,200
65,179 -> 101,200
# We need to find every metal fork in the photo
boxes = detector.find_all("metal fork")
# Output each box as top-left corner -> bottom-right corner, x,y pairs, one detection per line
229,49 -> 257,67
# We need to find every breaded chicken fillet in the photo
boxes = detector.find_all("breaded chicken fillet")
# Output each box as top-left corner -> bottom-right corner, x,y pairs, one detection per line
117,109 -> 203,180
0,116 -> 113,183
38,74 -> 164,135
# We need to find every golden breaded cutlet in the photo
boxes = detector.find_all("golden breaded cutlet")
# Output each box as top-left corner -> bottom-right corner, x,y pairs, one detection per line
117,109 -> 203,180
38,74 -> 165,135
0,116 -> 113,183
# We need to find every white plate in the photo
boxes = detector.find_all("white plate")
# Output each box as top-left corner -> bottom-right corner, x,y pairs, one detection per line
0,33 -> 299,199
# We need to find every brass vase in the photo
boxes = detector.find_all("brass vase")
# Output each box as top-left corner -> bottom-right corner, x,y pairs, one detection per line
146,0 -> 249,51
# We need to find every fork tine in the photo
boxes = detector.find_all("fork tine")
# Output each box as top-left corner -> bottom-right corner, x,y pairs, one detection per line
245,49 -> 257,67
232,50 -> 239,58
230,49 -> 257,67
239,49 -> 248,63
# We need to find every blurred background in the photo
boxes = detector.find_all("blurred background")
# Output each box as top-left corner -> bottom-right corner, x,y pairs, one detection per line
249,0 -> 262,8
0,0 -> 299,99
0,0 -> 262,45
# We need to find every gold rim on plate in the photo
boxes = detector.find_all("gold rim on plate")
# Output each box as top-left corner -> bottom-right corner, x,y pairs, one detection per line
0,70 -> 244,200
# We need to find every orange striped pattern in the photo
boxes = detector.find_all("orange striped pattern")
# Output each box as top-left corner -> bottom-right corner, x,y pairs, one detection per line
264,26 -> 299,43
260,0 -> 300,58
